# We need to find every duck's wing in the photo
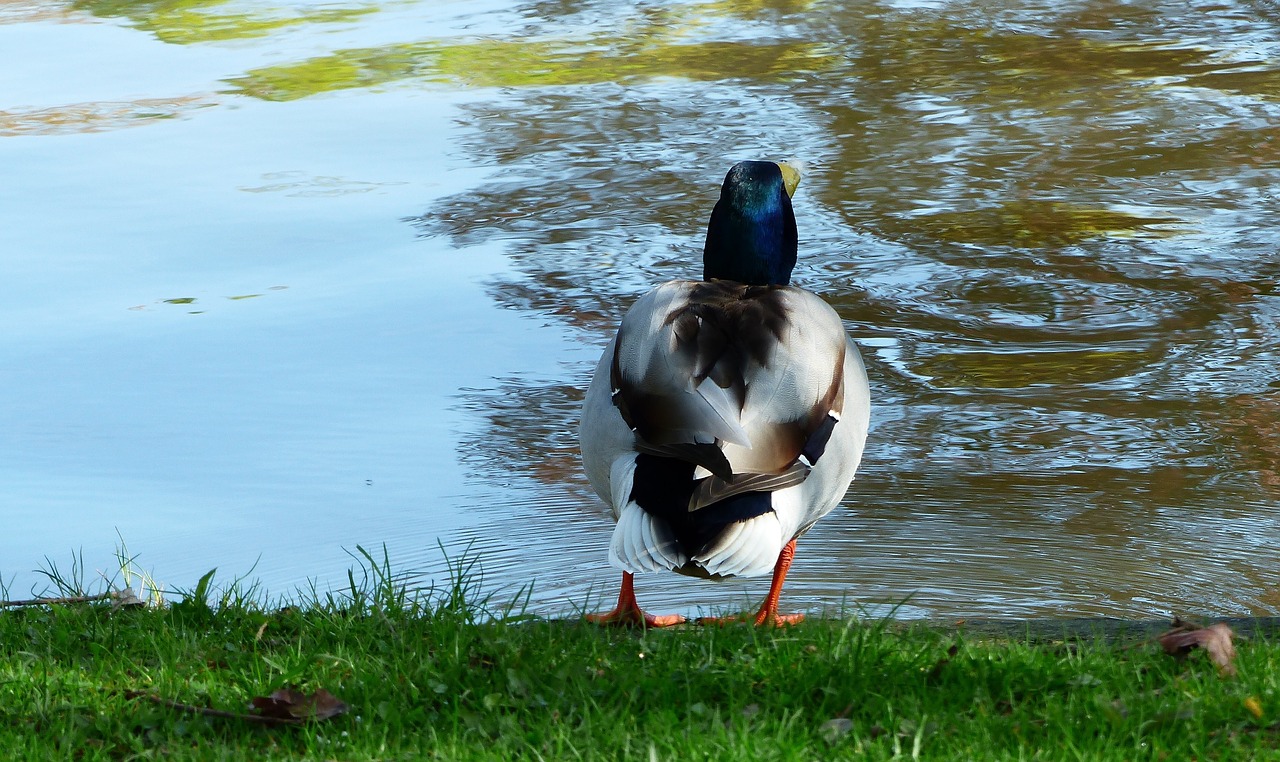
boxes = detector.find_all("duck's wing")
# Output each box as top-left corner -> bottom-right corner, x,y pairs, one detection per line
608,281 -> 751,476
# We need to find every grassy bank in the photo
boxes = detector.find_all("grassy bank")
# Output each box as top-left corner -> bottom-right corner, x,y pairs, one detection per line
2,552 -> 1278,760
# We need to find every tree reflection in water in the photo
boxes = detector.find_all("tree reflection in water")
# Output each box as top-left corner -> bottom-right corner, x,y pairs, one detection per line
404,0 -> 1280,617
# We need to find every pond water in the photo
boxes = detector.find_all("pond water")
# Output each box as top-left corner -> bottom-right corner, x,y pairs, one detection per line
3,0 -> 1279,620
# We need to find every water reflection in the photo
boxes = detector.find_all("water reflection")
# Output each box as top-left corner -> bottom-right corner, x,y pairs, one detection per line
413,0 -> 1280,617
71,0 -> 376,44
0,96 -> 210,137
5,0 -> 1279,618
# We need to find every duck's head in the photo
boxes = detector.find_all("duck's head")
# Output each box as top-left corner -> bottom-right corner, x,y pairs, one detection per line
702,160 -> 800,287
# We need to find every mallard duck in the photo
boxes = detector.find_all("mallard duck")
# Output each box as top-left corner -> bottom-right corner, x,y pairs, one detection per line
579,160 -> 871,626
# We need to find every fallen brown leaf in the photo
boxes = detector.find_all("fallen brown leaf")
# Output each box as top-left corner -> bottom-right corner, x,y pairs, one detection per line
251,687 -> 349,722
127,686 -> 349,726
1158,622 -> 1237,676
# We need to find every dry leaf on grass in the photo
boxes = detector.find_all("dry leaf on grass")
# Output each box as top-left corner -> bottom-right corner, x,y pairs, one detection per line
251,687 -> 350,722
128,686 -> 349,726
1158,622 -> 1237,676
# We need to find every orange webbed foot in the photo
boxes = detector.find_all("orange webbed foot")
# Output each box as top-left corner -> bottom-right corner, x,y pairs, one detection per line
753,610 -> 805,627
586,608 -> 686,628
586,572 -> 686,628
694,610 -> 805,627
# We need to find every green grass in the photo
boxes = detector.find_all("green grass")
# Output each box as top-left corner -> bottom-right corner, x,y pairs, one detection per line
2,549 -> 1279,760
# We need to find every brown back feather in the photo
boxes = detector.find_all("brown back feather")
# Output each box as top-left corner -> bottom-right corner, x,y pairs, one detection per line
613,280 -> 844,486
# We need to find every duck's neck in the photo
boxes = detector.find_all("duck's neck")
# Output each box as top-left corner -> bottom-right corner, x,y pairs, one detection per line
702,180 -> 797,287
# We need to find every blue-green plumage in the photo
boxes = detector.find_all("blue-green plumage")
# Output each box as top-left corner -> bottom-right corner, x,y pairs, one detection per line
702,161 -> 798,286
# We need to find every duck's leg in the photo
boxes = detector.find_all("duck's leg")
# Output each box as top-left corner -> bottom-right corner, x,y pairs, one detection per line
586,572 -> 686,627
752,538 -> 804,626
697,539 -> 805,627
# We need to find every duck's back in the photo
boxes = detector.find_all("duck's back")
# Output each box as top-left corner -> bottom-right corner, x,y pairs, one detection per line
581,279 -> 870,578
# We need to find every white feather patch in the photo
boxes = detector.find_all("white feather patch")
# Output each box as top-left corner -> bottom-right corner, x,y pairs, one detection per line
693,511 -> 784,578
608,502 -> 688,573
768,486 -> 807,543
